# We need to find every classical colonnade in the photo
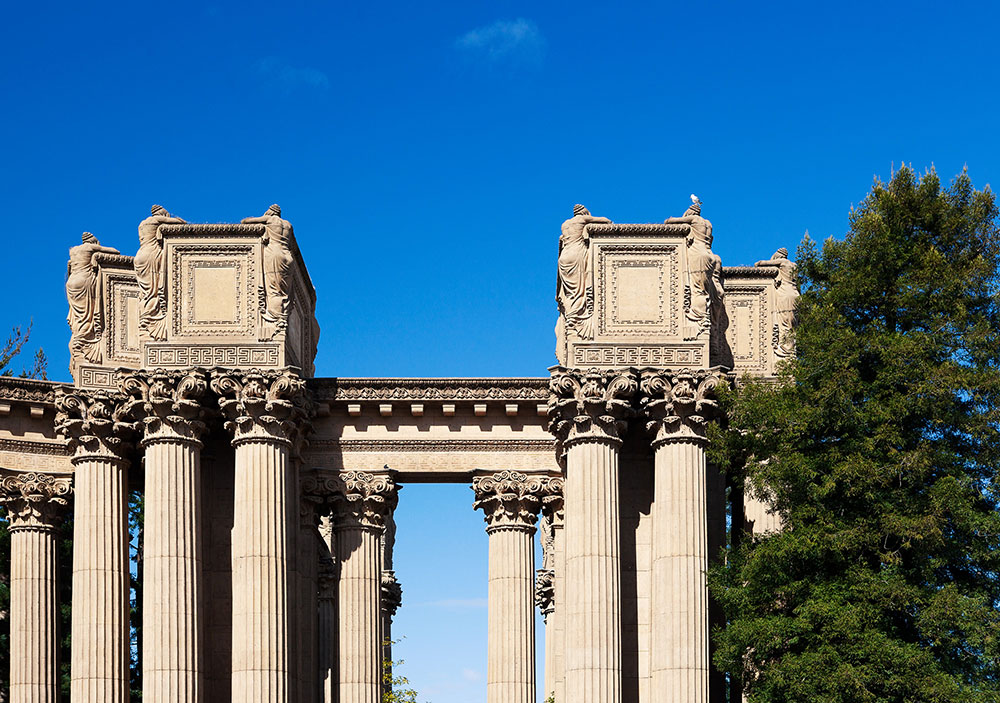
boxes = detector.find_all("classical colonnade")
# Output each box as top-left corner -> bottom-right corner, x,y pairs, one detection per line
1,363 -> 726,703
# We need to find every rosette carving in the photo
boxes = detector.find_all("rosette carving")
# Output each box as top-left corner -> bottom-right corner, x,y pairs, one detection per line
211,369 -> 314,448
54,388 -> 136,462
381,571 -> 403,618
324,471 -> 398,531
472,471 -> 560,531
547,367 -> 639,447
0,471 -> 72,532
120,369 -> 209,445
639,368 -> 728,446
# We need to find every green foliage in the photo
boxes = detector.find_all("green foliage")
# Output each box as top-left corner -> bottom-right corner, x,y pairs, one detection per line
709,167 -> 1000,702
0,323 -> 48,380
382,639 -> 425,703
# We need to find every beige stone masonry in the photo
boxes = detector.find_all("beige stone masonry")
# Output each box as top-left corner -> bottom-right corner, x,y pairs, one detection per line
120,369 -> 210,703
548,367 -> 638,703
212,368 -> 312,703
0,471 -> 72,703
640,368 -> 727,703
55,389 -> 135,703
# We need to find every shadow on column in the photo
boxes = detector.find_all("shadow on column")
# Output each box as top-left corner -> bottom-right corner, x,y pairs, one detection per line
620,427 -> 653,703
202,432 -> 235,703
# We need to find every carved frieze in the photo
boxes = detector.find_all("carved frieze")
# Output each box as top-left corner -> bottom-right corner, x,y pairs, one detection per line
639,368 -> 729,446
120,369 -> 209,445
0,471 -> 72,532
547,367 -> 638,447
313,378 -> 550,402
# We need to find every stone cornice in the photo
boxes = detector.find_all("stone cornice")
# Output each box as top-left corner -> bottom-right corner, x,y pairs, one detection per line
306,470 -> 398,531
54,388 -> 136,463
639,368 -> 729,446
585,223 -> 690,237
160,223 -> 265,236
722,265 -> 778,278
92,252 -> 135,269
472,470 -> 560,530
0,377 -> 63,405
547,367 -> 639,448
211,368 -> 313,449
120,369 -> 209,446
0,471 -> 72,532
309,377 -> 550,402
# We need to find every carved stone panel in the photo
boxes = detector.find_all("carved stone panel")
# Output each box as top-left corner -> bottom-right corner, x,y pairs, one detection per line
716,267 -> 778,376
169,244 -> 256,339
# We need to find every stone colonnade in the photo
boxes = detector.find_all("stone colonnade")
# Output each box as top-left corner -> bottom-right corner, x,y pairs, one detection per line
3,363 -> 731,703
548,365 -> 726,703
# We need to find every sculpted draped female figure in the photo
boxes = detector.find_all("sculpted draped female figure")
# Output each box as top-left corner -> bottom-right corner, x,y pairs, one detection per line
135,204 -> 185,340
556,204 -> 611,343
66,232 -> 120,368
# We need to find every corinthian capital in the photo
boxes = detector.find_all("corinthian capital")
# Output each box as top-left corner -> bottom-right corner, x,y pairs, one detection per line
55,388 -> 136,463
639,368 -> 728,446
535,568 -> 555,621
210,368 -> 313,448
381,571 -> 403,618
120,369 -> 209,445
547,367 -> 638,448
0,472 -> 72,532
326,471 -> 398,531
472,471 -> 561,531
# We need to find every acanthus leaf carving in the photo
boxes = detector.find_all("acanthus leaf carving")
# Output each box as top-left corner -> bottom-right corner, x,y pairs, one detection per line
210,368 -> 313,449
547,367 -> 639,449
54,388 -> 137,462
639,368 -> 729,445
472,470 -> 560,531
0,472 -> 72,532
120,368 -> 209,444
320,470 -> 398,531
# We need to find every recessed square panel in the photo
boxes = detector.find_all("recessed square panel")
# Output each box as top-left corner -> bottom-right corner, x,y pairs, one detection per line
613,264 -> 662,323
193,267 -> 238,322
595,244 -> 680,338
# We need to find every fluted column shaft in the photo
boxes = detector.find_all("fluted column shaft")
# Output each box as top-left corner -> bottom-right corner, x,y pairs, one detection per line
11,528 -> 58,703
335,522 -> 382,703
120,369 -> 210,703
298,499 -> 320,703
564,439 -> 622,702
142,438 -> 204,702
2,472 -> 72,703
317,514 -> 337,703
232,437 -> 294,701
651,439 -> 709,703
640,368 -> 726,703
486,524 -> 536,703
329,471 -> 398,703
544,517 -> 566,703
212,369 -> 312,703
548,367 -> 637,703
71,455 -> 130,703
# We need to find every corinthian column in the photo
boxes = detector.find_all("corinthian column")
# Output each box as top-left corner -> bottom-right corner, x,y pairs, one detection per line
640,368 -> 726,703
473,471 -> 558,703
0,472 -> 72,703
330,471 -> 398,703
212,369 -> 312,703
547,367 -> 638,703
55,390 -> 135,703
121,370 -> 209,703
535,485 -> 565,703
379,513 -> 402,687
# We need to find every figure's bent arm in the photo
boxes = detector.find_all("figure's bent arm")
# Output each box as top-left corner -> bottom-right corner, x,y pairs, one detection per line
241,215 -> 269,224
585,216 -> 611,224
664,216 -> 694,224
96,245 -> 121,255
755,258 -> 783,267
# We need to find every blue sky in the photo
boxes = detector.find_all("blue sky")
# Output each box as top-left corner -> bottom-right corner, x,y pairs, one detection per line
3,1 -> 998,700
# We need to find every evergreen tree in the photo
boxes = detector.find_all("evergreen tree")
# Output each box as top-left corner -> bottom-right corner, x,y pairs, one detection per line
709,167 -> 1000,701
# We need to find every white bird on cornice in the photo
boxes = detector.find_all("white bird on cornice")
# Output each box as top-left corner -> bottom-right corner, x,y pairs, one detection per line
691,193 -> 701,204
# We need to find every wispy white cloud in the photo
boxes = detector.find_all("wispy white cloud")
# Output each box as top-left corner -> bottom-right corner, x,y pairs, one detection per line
256,57 -> 329,90
415,597 -> 488,609
455,18 -> 545,65
461,668 -> 482,682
